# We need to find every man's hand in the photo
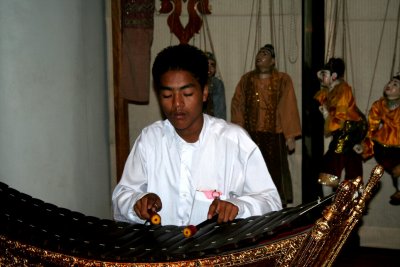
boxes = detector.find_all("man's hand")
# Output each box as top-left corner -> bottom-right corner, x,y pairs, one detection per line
207,198 -> 239,223
133,193 -> 162,221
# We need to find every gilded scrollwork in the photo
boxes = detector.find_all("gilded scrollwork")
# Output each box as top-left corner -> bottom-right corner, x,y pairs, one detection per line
0,165 -> 384,267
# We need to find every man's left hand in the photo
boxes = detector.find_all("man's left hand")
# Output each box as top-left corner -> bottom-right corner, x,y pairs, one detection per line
207,198 -> 239,223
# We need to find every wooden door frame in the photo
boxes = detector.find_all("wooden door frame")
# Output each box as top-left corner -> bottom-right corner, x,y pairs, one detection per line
111,0 -> 130,182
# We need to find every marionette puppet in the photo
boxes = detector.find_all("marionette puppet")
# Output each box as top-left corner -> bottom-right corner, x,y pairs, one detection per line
203,51 -> 227,120
314,58 -> 367,196
231,44 -> 302,206
362,74 -> 400,205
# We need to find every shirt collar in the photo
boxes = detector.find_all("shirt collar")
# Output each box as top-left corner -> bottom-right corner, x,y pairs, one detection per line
164,114 -> 209,147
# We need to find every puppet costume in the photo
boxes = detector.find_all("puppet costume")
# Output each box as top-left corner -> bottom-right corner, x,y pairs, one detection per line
314,81 -> 367,187
231,69 -> 301,205
363,97 -> 400,204
203,52 -> 227,120
204,76 -> 227,120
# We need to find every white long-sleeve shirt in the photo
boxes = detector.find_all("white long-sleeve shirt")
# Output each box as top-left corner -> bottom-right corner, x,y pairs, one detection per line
112,115 -> 282,226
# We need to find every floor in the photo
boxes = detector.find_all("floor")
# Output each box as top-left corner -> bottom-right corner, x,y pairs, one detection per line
334,246 -> 399,267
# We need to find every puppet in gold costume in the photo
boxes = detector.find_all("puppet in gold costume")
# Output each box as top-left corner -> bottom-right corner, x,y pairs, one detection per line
362,74 -> 400,205
231,44 -> 302,206
314,58 -> 367,192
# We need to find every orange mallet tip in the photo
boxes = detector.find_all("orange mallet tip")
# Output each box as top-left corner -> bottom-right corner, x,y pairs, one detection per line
183,225 -> 197,238
149,211 -> 161,225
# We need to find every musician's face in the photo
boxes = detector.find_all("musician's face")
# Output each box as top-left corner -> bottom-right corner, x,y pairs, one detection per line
158,70 -> 208,142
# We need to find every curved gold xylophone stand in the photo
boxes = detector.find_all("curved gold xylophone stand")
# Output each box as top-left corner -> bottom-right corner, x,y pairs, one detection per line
279,164 -> 384,267
0,165 -> 384,266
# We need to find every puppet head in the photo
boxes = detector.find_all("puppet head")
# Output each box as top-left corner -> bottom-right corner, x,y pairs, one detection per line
205,52 -> 217,78
384,73 -> 400,101
260,44 -> 275,58
255,44 -> 276,73
317,58 -> 345,88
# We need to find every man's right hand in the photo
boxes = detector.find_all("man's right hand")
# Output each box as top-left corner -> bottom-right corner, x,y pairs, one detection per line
133,193 -> 162,220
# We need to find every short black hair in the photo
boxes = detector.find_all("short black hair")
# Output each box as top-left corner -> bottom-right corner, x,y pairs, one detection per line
323,57 -> 345,78
152,44 -> 209,91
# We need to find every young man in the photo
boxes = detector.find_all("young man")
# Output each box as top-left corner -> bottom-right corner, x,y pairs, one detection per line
112,45 -> 282,226
362,74 -> 400,205
314,58 -> 367,193
231,44 -> 302,206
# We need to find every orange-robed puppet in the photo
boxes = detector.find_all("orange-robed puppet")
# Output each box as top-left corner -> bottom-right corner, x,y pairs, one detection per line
362,74 -> 400,205
314,58 -> 367,188
231,44 -> 302,206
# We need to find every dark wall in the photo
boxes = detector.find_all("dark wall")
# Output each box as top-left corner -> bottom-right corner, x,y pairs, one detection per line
302,0 -> 325,203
